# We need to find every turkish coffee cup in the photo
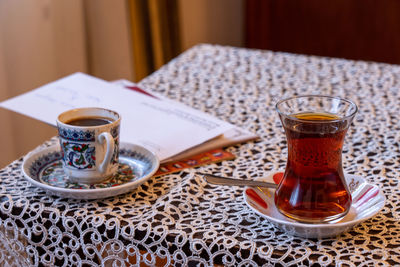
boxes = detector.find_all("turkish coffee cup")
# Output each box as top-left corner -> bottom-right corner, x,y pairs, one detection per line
56,107 -> 120,184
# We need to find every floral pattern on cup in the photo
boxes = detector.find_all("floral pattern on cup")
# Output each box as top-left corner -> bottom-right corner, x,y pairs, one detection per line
111,138 -> 120,165
62,141 -> 96,170
58,127 -> 95,142
110,125 -> 120,139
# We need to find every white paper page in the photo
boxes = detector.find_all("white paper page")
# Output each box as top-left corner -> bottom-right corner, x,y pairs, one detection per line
0,72 -> 234,160
113,79 -> 259,162
113,79 -> 259,139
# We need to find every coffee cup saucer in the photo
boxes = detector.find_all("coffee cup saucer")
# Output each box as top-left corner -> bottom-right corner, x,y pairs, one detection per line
21,142 -> 159,199
243,171 -> 385,239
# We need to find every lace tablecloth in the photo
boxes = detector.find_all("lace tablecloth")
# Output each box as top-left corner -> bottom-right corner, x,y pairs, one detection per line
1,44 -> 400,266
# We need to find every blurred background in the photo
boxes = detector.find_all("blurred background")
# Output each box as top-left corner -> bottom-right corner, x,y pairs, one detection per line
1,0 -> 399,167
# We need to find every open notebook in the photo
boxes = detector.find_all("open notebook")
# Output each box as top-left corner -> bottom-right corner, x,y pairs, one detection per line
112,79 -> 258,163
0,73 -> 258,164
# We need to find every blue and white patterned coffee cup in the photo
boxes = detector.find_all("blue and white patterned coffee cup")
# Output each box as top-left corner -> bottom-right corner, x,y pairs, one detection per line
56,107 -> 120,184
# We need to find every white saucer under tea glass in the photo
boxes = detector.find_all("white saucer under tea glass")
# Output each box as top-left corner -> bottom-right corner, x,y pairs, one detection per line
243,171 -> 385,238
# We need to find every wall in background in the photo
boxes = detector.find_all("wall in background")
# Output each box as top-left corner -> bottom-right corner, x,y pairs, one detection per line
178,0 -> 244,51
246,0 -> 400,64
0,0 -> 134,168
83,0 -> 134,81
0,0 -> 243,168
0,31 -> 15,166
0,0 -> 87,168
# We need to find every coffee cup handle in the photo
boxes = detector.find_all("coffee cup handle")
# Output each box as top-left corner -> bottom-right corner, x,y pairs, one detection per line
98,132 -> 115,173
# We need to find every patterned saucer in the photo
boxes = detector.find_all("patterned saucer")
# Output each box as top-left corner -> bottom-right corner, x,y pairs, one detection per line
22,143 -> 159,199
244,171 -> 385,239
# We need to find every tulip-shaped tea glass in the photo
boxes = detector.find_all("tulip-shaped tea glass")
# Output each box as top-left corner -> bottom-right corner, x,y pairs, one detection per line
275,95 -> 358,223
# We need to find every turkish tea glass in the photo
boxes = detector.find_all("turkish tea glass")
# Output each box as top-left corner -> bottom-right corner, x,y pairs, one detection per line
275,95 -> 358,223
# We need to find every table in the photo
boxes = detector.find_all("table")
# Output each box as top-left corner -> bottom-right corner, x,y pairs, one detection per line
1,44 -> 399,266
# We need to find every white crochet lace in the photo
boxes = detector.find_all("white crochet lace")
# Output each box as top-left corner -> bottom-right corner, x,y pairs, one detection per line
0,44 -> 399,266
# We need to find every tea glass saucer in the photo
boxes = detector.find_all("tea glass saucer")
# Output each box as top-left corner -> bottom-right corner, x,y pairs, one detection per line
21,143 -> 159,199
244,171 -> 385,238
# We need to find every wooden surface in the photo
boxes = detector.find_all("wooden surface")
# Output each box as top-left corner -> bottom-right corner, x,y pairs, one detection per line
245,0 -> 400,64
